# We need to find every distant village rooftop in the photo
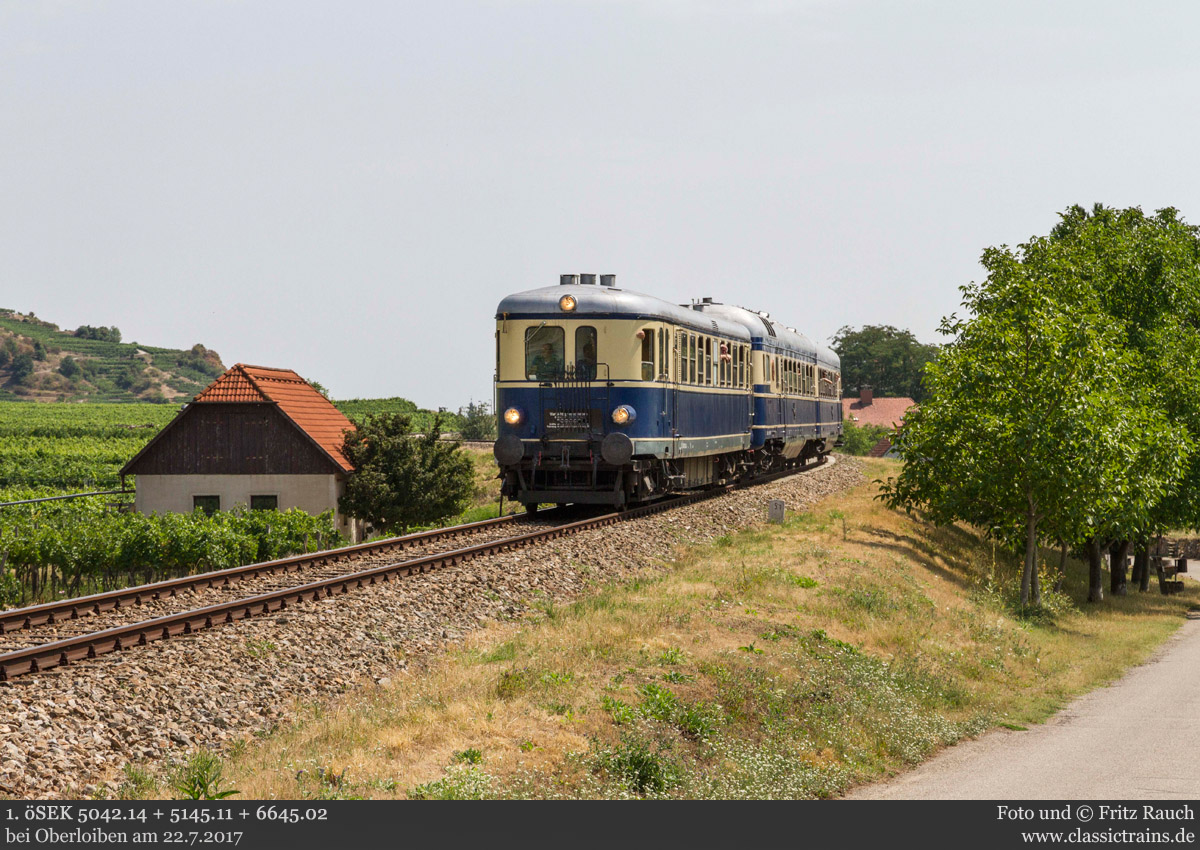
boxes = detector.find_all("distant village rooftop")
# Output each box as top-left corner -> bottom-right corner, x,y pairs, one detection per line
841,385 -> 916,429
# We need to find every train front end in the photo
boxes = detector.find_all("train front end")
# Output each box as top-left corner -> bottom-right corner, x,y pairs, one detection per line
493,274 -> 671,511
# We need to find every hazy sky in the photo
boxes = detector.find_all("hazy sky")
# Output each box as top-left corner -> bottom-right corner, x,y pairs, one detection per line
4,1 -> 1199,408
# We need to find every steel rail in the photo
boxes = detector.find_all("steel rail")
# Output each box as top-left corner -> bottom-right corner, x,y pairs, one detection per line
0,510 -> 551,635
0,458 -> 827,681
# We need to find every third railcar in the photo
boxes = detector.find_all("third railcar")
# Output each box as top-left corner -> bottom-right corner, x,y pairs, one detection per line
492,274 -> 841,510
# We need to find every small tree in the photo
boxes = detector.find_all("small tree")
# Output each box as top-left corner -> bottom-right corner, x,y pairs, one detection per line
9,353 -> 33,384
58,356 -> 80,378
457,400 -> 497,441
339,413 -> 475,534
838,419 -> 891,456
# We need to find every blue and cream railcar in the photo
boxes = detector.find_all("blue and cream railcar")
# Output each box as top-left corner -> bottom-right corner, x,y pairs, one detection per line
695,302 -> 843,469
493,274 -> 754,510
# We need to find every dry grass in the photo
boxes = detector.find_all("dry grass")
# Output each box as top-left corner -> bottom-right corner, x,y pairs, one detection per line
151,459 -> 1194,799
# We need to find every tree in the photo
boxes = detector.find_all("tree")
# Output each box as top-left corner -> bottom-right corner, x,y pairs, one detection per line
8,353 -> 33,384
831,325 -> 940,402
58,356 -> 80,379
882,232 -> 1189,606
31,340 -> 46,361
1041,206 -> 1200,563
73,325 -> 122,343
339,413 -> 475,534
457,400 -> 497,441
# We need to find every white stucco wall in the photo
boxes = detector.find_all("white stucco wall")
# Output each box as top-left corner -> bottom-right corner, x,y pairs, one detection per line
134,474 -> 362,541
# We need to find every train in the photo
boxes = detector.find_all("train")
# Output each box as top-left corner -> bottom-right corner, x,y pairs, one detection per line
492,274 -> 842,511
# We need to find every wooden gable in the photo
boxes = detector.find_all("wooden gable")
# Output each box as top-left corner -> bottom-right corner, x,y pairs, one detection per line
122,402 -> 343,476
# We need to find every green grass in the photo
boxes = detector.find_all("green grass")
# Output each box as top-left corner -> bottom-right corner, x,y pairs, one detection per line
214,459 -> 1197,801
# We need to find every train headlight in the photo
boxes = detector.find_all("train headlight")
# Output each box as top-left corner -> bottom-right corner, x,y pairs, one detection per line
611,405 -> 636,426
559,294 -> 577,312
503,407 -> 524,426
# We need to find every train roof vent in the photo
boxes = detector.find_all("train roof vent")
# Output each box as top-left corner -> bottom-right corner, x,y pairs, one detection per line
761,317 -> 776,337
580,273 -> 597,285
701,296 -> 713,304
599,274 -> 617,287
560,274 -> 580,286
711,321 -> 719,332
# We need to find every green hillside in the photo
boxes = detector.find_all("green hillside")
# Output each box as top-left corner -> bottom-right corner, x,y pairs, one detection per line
0,309 -> 224,403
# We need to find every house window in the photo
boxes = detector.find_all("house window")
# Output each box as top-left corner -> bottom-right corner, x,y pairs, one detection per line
250,495 -> 278,511
193,495 -> 220,516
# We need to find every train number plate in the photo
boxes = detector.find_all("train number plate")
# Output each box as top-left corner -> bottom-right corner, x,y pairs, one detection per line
547,411 -> 591,430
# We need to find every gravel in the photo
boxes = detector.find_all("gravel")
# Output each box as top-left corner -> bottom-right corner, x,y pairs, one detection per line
0,456 -> 863,799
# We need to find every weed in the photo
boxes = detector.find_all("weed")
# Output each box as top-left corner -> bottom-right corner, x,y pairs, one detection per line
738,643 -> 764,655
674,701 -> 721,740
519,740 -> 537,752
243,638 -> 276,659
998,722 -> 1028,731
169,751 -> 239,800
637,683 -> 679,722
495,667 -> 531,699
409,766 -> 493,800
116,763 -> 157,800
662,670 -> 694,684
590,734 -> 680,796
658,647 -> 686,665
600,695 -> 637,725
540,671 -> 575,685
480,642 -> 518,663
785,574 -> 819,588
453,748 -> 483,765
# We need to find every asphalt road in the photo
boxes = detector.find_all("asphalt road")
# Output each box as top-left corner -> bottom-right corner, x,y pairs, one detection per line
846,613 -> 1200,799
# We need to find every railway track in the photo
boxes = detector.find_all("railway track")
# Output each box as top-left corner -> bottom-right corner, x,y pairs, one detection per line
0,459 -> 826,682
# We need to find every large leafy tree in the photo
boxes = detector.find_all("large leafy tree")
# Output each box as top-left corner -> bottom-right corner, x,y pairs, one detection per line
883,227 -> 1191,606
831,325 -> 939,402
339,413 -> 475,534
1042,206 -> 1200,542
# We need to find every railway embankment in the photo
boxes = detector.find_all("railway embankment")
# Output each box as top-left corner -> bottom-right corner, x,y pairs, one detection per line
214,458 -> 1192,800
0,457 -> 862,798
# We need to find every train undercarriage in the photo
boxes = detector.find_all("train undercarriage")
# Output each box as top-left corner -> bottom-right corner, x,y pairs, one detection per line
498,437 -> 830,512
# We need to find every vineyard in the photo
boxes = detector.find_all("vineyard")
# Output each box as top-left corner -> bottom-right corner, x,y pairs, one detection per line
0,401 -> 347,605
0,398 -> 486,605
0,401 -> 177,492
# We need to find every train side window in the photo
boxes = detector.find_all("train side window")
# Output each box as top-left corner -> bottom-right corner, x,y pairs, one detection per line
640,328 -> 655,381
704,338 -> 712,386
576,326 -> 598,381
525,326 -> 565,380
689,334 -> 697,384
658,327 -> 669,381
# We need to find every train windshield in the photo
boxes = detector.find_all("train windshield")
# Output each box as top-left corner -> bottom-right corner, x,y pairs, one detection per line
525,326 -> 565,380
575,326 -> 598,380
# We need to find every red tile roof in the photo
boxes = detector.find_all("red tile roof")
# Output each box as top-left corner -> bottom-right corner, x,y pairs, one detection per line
841,396 -> 916,429
194,364 -> 355,472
